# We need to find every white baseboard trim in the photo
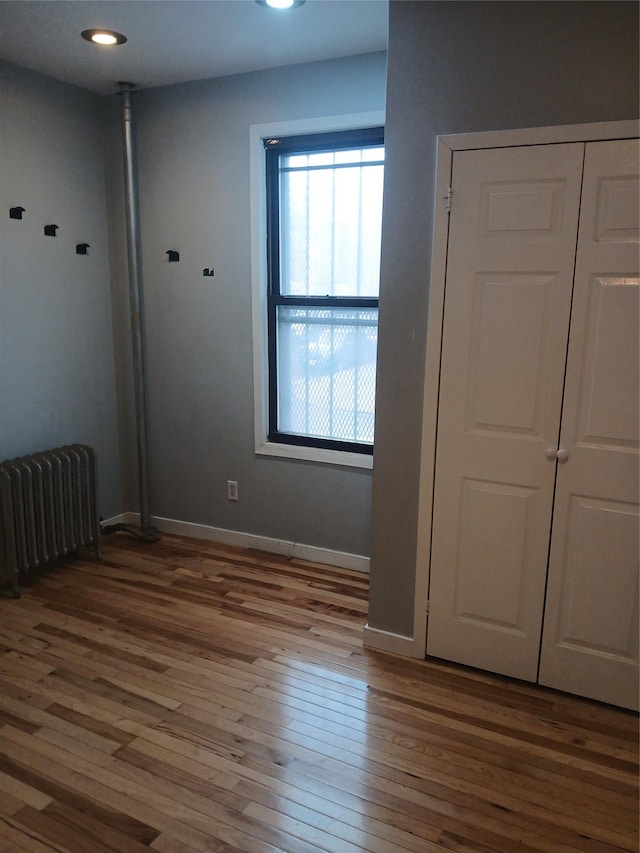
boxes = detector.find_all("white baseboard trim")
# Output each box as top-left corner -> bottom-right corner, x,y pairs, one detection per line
101,512 -> 370,574
363,623 -> 422,658
100,513 -> 133,528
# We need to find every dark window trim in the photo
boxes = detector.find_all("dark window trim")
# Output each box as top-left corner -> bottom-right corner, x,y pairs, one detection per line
265,126 -> 384,454
264,126 -> 384,155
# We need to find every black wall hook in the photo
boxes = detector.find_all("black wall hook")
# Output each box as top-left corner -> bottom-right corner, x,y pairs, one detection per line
166,250 -> 180,262
9,206 -> 25,220
76,243 -> 90,255
44,224 -> 59,237
203,268 -> 215,277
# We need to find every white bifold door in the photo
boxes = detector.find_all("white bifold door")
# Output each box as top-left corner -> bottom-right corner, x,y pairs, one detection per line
427,138 -> 639,710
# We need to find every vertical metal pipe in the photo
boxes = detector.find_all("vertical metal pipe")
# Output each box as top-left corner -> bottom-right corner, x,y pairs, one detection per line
118,82 -> 156,539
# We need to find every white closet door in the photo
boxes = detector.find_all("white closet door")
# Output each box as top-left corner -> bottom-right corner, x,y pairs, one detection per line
427,144 -> 584,681
538,139 -> 639,710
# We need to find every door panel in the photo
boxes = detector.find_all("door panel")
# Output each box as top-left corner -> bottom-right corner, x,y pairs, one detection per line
455,479 -> 537,632
480,179 -> 570,240
539,140 -> 640,710
467,274 -> 559,435
427,144 -> 585,681
554,497 -> 638,654
575,276 -> 639,447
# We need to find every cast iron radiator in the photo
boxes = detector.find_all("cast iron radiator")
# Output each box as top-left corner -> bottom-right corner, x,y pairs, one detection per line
0,444 -> 101,597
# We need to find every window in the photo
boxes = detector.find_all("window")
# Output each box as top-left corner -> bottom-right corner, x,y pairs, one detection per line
264,126 -> 384,456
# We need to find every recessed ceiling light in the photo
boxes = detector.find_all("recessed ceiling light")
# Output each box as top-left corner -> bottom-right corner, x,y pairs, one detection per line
81,29 -> 127,46
256,0 -> 305,9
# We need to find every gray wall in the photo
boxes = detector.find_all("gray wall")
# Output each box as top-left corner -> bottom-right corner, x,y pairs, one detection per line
368,1 -> 640,637
109,52 -> 387,556
0,62 -> 123,516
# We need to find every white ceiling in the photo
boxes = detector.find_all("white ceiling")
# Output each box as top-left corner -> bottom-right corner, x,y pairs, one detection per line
0,0 -> 388,95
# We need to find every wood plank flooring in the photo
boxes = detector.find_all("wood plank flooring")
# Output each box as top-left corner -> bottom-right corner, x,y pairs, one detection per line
0,533 -> 637,852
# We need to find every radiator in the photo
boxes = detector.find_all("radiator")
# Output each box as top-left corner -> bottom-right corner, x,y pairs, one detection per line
0,444 -> 101,597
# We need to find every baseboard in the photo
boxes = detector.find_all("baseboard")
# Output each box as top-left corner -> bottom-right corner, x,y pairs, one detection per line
101,512 -> 370,574
363,623 -> 422,658
101,513 -> 133,528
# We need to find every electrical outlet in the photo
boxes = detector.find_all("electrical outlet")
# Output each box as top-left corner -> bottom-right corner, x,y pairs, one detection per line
227,480 -> 238,501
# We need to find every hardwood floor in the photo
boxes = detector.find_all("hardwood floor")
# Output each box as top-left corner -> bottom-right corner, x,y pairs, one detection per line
0,533 -> 637,853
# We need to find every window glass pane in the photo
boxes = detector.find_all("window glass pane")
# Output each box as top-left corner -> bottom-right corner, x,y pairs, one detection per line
306,151 -> 334,167
280,160 -> 383,297
282,147 -> 384,169
362,146 -> 385,162
285,153 -> 309,168
277,307 -> 377,444
334,148 -> 363,165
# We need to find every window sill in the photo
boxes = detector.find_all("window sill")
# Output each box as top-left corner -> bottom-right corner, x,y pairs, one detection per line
256,440 -> 373,470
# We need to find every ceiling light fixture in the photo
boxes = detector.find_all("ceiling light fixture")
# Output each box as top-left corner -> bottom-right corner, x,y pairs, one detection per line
81,29 -> 127,46
255,0 -> 305,10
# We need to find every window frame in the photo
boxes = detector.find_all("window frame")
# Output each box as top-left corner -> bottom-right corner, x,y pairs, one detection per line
265,127 -> 384,455
250,112 -> 385,469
